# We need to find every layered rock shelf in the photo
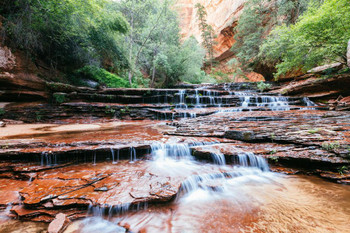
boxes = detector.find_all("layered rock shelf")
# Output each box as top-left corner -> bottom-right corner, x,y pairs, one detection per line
0,83 -> 349,231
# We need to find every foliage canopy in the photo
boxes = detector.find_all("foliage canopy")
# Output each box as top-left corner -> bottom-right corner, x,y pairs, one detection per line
260,0 -> 350,78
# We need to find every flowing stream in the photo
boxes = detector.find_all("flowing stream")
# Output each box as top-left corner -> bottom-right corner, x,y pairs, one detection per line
61,143 -> 350,233
0,84 -> 349,233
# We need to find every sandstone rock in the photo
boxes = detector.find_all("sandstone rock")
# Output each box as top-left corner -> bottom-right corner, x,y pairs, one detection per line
272,74 -> 350,99
224,130 -> 256,141
0,46 -> 16,71
176,0 -> 246,58
48,213 -> 71,233
307,62 -> 343,74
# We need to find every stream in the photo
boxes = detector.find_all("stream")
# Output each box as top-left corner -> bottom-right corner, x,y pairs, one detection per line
0,83 -> 349,233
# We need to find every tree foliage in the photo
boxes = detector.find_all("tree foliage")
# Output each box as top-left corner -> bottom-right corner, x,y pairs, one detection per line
1,0 -> 208,87
195,3 -> 215,68
1,0 -> 129,71
260,0 -> 350,78
117,0 -> 206,87
231,0 -> 312,74
74,66 -> 130,88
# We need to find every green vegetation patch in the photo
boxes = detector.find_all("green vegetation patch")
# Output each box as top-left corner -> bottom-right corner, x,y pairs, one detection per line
75,66 -> 130,88
257,81 -> 272,92
321,142 -> 340,151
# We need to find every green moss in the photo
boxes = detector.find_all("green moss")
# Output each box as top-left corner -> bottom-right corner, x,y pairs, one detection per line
53,93 -> 68,104
269,149 -> 277,155
308,128 -> 320,134
321,142 -> 340,151
74,66 -> 130,88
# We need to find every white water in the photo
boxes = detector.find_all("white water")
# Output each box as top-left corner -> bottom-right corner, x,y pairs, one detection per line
40,152 -> 58,166
111,148 -> 119,164
150,142 -> 272,203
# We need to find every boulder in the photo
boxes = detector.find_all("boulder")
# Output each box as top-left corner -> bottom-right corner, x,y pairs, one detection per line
224,130 -> 256,141
0,121 -> 5,127
48,213 -> 71,233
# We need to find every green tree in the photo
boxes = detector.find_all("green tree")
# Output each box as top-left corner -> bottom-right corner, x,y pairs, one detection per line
231,0 -> 312,79
195,3 -> 215,69
260,0 -> 350,78
1,0 -> 129,73
117,0 -> 205,87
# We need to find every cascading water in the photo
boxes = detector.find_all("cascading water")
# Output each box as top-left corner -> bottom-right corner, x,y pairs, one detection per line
302,97 -> 316,110
257,96 -> 291,111
40,152 -> 57,166
149,142 -> 271,202
237,152 -> 269,171
129,147 -> 137,163
151,143 -> 193,161
175,90 -> 187,109
111,148 -> 119,164
233,91 -> 292,111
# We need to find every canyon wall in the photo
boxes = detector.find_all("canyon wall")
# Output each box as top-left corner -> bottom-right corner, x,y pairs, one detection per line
175,0 -> 264,82
175,0 -> 246,61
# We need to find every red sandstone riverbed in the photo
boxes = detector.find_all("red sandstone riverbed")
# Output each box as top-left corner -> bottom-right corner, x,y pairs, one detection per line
1,174 -> 349,233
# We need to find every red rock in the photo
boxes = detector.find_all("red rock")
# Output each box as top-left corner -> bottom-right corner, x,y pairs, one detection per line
119,222 -> 130,231
48,213 -> 71,233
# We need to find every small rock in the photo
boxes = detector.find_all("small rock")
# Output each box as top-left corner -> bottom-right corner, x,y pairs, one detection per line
94,186 -> 109,192
0,121 -> 6,127
118,222 -> 130,231
43,201 -> 54,208
48,213 -> 71,233
224,130 -> 255,141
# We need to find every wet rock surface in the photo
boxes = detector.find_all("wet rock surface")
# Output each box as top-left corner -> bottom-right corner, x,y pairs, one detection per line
171,109 -> 350,177
0,83 -> 349,230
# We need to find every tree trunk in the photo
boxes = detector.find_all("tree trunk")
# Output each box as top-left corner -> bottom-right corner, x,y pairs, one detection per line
347,39 -> 350,68
150,64 -> 156,88
128,14 -> 134,86
128,71 -> 133,86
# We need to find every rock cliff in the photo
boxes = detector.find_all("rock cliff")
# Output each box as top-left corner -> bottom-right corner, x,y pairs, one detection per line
176,0 -> 246,61
175,0 -> 266,82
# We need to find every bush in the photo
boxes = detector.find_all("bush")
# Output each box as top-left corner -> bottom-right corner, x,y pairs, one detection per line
53,93 -> 68,104
261,0 -> 350,78
75,66 -> 130,88
257,81 -> 272,92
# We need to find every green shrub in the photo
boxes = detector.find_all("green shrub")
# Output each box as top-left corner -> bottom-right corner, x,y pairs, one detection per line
308,128 -> 320,134
322,142 -> 340,151
257,81 -> 272,92
75,66 -> 130,88
0,108 -> 5,115
53,93 -> 68,104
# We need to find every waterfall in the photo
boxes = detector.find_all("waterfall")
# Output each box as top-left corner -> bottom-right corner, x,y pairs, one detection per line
40,152 -> 57,166
111,148 -> 119,164
129,147 -> 137,163
302,97 -> 316,109
237,152 -> 269,171
175,90 -> 188,109
151,143 -> 193,161
257,96 -> 290,111
195,89 -> 201,107
93,152 -> 96,165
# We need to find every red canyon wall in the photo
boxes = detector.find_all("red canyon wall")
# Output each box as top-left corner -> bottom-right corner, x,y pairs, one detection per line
175,0 -> 264,82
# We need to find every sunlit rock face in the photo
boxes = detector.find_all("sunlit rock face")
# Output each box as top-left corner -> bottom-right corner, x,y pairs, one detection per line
175,0 -> 266,82
175,0 -> 246,60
